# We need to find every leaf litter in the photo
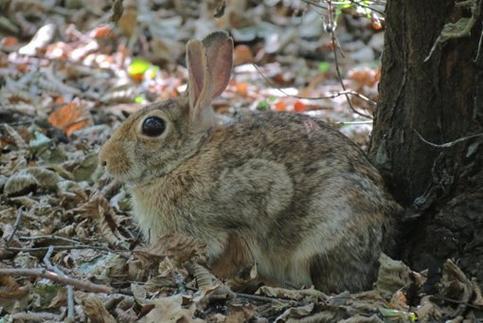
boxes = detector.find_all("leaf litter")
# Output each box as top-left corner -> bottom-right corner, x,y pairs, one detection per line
0,1 -> 482,322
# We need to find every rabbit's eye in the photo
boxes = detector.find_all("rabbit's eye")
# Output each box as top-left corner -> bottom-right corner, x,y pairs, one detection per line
142,116 -> 165,137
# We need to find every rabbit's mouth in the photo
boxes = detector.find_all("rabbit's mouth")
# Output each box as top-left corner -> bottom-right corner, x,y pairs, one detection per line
101,158 -> 141,184
104,166 -> 140,184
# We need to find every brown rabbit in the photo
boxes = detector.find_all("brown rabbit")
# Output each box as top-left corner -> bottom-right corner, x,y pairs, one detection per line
99,31 -> 400,293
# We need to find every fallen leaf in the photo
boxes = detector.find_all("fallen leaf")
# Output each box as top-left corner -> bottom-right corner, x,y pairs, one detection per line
1,36 -> 18,47
81,294 -> 117,323
294,100 -> 305,112
128,58 -> 151,81
234,44 -> 253,65
274,100 -> 287,112
375,253 -> 412,299
139,295 -> 203,323
48,102 -> 92,136
235,82 -> 248,96
90,25 -> 113,39
348,67 -> 379,87
256,286 -> 327,302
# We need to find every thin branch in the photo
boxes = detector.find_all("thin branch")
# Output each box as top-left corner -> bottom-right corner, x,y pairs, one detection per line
414,130 -> 483,148
327,0 -> 373,119
6,207 -> 25,246
236,292 -> 287,303
252,64 -> 376,107
0,267 -> 113,293
18,235 -> 90,244
430,295 -> 483,310
348,0 -> 385,16
6,244 -> 112,253
43,246 -> 75,320
474,22 -> 483,63
337,120 -> 373,125
12,312 -> 61,322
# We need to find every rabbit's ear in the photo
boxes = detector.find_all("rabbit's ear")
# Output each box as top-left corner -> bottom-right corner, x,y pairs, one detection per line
186,31 -> 233,130
186,39 -> 205,112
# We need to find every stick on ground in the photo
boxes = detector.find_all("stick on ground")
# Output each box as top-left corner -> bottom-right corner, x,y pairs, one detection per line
0,267 -> 112,294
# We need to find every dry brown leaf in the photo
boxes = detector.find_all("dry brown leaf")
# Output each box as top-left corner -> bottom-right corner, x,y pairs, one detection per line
256,286 -> 327,302
139,295 -> 203,323
48,102 -> 92,137
1,36 -> 18,47
275,302 -> 315,321
0,274 -> 30,299
348,66 -> 380,87
147,233 -> 207,265
234,44 -> 253,66
90,25 -> 113,39
73,195 -> 125,245
81,294 -> 117,323
375,253 -> 412,299
389,289 -> 409,310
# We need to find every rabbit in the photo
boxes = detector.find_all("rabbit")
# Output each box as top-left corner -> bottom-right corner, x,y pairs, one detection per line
99,31 -> 401,293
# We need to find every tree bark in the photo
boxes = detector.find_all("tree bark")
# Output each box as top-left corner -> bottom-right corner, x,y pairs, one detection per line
369,0 -> 483,285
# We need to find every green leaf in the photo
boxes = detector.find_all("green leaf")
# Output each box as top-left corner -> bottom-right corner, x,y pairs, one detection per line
257,100 -> 270,111
267,96 -> 277,103
128,58 -> 151,76
134,95 -> 146,104
379,308 -> 417,322
318,61 -> 331,73
145,65 -> 160,79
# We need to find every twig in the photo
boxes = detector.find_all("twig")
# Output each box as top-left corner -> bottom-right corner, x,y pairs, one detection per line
6,207 -> 25,246
11,312 -> 61,322
6,244 -> 112,253
236,292 -> 287,303
43,246 -> 75,320
348,0 -> 385,16
414,130 -> 483,148
0,267 -> 112,293
252,64 -> 376,107
327,0 -> 373,119
337,120 -> 373,125
474,22 -> 483,63
18,235 -> 90,244
430,295 -> 483,310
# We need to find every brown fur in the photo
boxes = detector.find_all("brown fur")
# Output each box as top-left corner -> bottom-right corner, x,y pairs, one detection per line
99,31 -> 401,292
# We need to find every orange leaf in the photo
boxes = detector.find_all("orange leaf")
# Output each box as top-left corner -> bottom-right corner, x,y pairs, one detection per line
348,67 -> 379,87
294,100 -> 305,112
274,100 -> 286,112
1,37 -> 18,47
53,96 -> 65,105
16,64 -> 28,73
235,82 -> 248,96
371,19 -> 383,31
90,25 -> 113,39
48,102 -> 92,136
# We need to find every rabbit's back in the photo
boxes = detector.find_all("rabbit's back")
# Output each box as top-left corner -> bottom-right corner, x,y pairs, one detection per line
194,111 -> 398,291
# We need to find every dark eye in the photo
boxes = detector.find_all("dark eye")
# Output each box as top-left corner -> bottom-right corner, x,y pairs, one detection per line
142,116 -> 165,137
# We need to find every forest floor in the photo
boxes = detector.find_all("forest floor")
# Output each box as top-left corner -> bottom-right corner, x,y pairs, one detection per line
0,1 -> 482,322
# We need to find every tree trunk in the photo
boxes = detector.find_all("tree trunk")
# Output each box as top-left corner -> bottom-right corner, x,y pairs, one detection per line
369,0 -> 483,285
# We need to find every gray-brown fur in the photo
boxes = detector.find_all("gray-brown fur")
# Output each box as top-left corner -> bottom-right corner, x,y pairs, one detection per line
99,31 -> 400,293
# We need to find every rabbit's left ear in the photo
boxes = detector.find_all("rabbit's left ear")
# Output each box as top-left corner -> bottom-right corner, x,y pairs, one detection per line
186,31 -> 233,131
